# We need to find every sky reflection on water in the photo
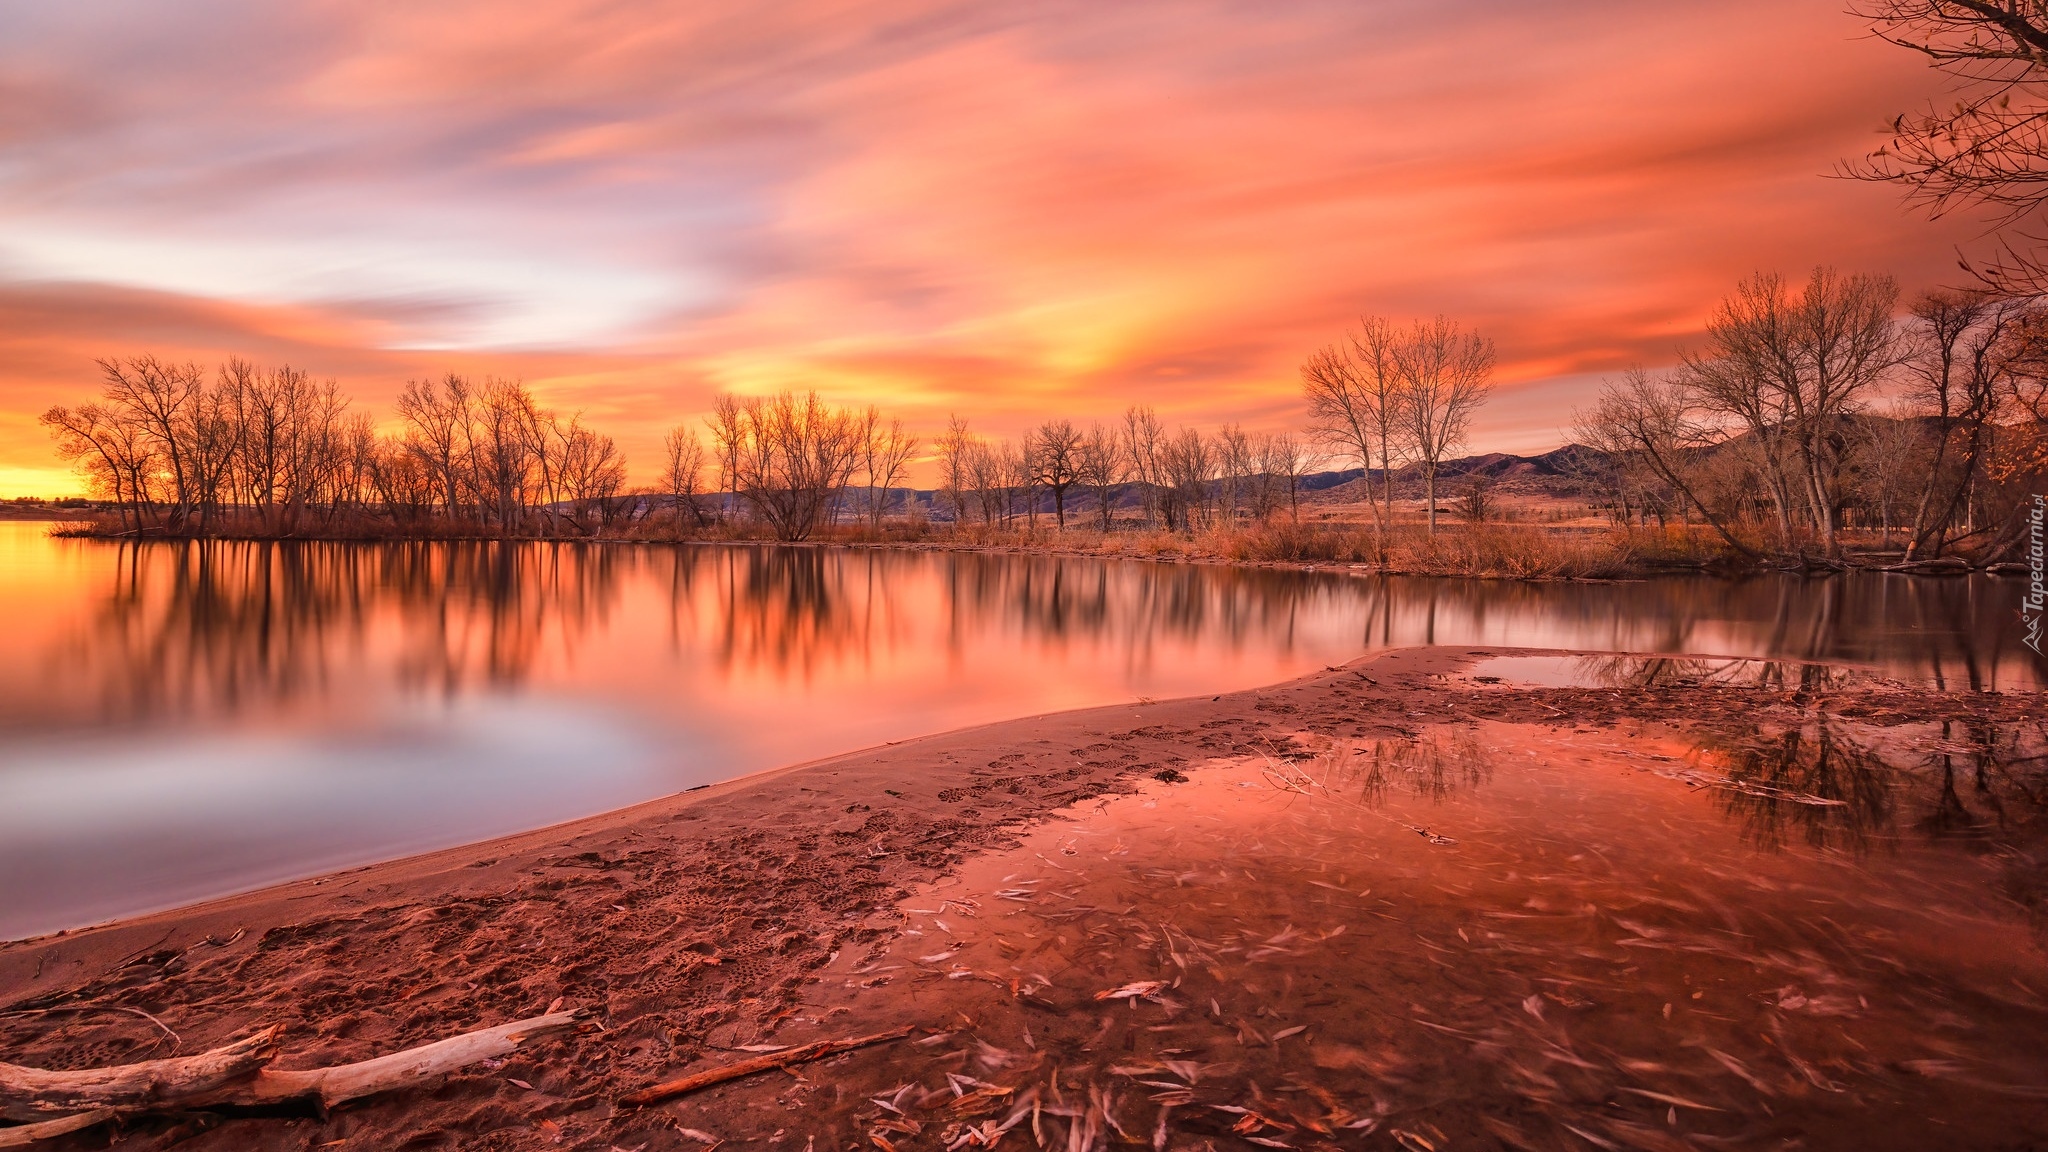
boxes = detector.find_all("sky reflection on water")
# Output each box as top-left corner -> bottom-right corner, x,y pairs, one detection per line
0,523 -> 2039,938
814,716 -> 2048,1152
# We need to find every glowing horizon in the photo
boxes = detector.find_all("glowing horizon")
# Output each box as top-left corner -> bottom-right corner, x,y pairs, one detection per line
0,0 -> 1999,496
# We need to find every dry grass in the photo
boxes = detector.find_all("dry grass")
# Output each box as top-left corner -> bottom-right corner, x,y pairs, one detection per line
903,519 -> 1740,578
47,509 -> 1746,579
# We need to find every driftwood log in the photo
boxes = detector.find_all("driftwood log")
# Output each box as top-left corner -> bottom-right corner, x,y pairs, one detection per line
0,1111 -> 118,1150
0,1027 -> 282,1122
0,1008 -> 586,1144
620,1024 -> 916,1108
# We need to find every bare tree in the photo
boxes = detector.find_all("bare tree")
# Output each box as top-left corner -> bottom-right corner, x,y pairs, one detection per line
182,366 -> 244,531
2012,309 -> 2048,421
936,415 -> 975,524
1258,432 -> 1319,520
1006,439 -> 1040,527
1159,427 -> 1213,531
1302,316 -> 1408,535
1576,367 -> 1767,558
1121,406 -> 1165,526
1895,288 -> 2028,556
557,420 -> 627,531
1074,422 -> 1126,530
1031,419 -> 1084,528
367,430 -> 434,526
856,407 -> 920,532
1215,423 -> 1252,524
97,356 -> 205,529
967,439 -> 1005,524
287,377 -> 352,529
39,402 -> 147,532
705,393 -> 747,524
1399,316 -> 1496,534
396,373 -> 475,522
729,392 -> 863,541
1455,477 -> 1494,523
1850,2 -> 2048,292
1679,269 -> 1900,555
1854,405 -> 1930,545
473,378 -> 539,536
661,425 -> 709,533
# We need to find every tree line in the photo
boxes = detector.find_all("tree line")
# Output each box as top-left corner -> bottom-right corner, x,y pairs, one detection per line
40,356 -> 1353,542
41,359 -> 628,537
662,397 -> 1328,541
41,270 -> 2045,565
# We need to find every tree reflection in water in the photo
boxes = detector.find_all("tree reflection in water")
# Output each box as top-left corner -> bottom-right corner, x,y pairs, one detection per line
64,539 -> 632,722
1292,730 -> 1494,809
15,538 -> 2042,735
1689,716 -> 2048,863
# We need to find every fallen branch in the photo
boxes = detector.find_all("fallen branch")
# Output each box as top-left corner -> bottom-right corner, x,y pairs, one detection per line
620,1025 -> 916,1108
0,1009 -> 585,1143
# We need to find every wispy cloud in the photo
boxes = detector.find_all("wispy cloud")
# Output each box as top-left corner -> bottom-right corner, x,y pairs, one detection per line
0,0 -> 1993,488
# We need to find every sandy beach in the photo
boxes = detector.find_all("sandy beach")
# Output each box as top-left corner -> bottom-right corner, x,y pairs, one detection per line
2,646 -> 2043,1151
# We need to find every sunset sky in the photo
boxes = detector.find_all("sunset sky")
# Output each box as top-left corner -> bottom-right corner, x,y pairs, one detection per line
0,0 -> 1999,494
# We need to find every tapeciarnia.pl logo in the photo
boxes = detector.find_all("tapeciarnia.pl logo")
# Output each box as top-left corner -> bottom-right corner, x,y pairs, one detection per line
2026,493 -> 2045,656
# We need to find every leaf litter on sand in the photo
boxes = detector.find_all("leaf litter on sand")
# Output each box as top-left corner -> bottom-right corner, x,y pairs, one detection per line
681,716 -> 2048,1152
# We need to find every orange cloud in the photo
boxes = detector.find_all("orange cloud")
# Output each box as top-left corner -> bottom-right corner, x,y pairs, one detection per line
0,0 -> 1999,490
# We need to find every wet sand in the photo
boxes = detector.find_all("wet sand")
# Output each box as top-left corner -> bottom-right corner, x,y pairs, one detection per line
1,647 -> 2043,1150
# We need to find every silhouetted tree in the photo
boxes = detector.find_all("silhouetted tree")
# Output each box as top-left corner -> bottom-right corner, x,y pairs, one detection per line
856,407 -> 920,532
1399,316 -> 1496,534
1032,419 -> 1083,528
661,425 -> 709,533
1075,422 -> 1126,530
1852,2 -> 2048,292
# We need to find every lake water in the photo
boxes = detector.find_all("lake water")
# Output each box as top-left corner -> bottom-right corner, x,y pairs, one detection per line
801,716 -> 2048,1151
0,521 -> 2040,940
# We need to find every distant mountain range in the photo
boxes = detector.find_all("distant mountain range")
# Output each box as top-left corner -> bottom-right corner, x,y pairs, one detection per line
873,445 -> 1608,511
1298,445 -> 1602,501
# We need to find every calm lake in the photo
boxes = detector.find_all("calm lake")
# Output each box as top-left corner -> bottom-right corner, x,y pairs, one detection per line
0,521 -> 2039,940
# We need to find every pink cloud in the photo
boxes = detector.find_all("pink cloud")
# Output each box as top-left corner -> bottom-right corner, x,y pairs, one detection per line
0,0 -> 2004,490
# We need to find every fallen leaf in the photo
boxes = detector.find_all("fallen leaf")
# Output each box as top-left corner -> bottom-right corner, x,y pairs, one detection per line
1095,981 -> 1166,1001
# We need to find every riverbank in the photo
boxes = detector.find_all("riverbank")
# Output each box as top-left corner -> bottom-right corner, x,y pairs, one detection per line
44,513 -> 2030,579
1,646 -> 2042,1149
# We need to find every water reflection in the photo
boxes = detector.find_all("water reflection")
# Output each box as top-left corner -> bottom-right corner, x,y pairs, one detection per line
1690,717 -> 2048,860
801,724 -> 2048,1152
9,538 -> 2041,734
1706,724 -> 1902,854
0,523 -> 2041,940
1283,731 -> 1493,808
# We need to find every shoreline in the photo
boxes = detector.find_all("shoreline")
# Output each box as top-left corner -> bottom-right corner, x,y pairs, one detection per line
3,640 -> 2021,951
24,518 -> 2038,579
2,646 -> 2042,1149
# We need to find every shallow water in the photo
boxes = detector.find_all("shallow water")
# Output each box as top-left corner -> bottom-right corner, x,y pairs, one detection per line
803,716 -> 2048,1151
0,522 -> 2041,940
